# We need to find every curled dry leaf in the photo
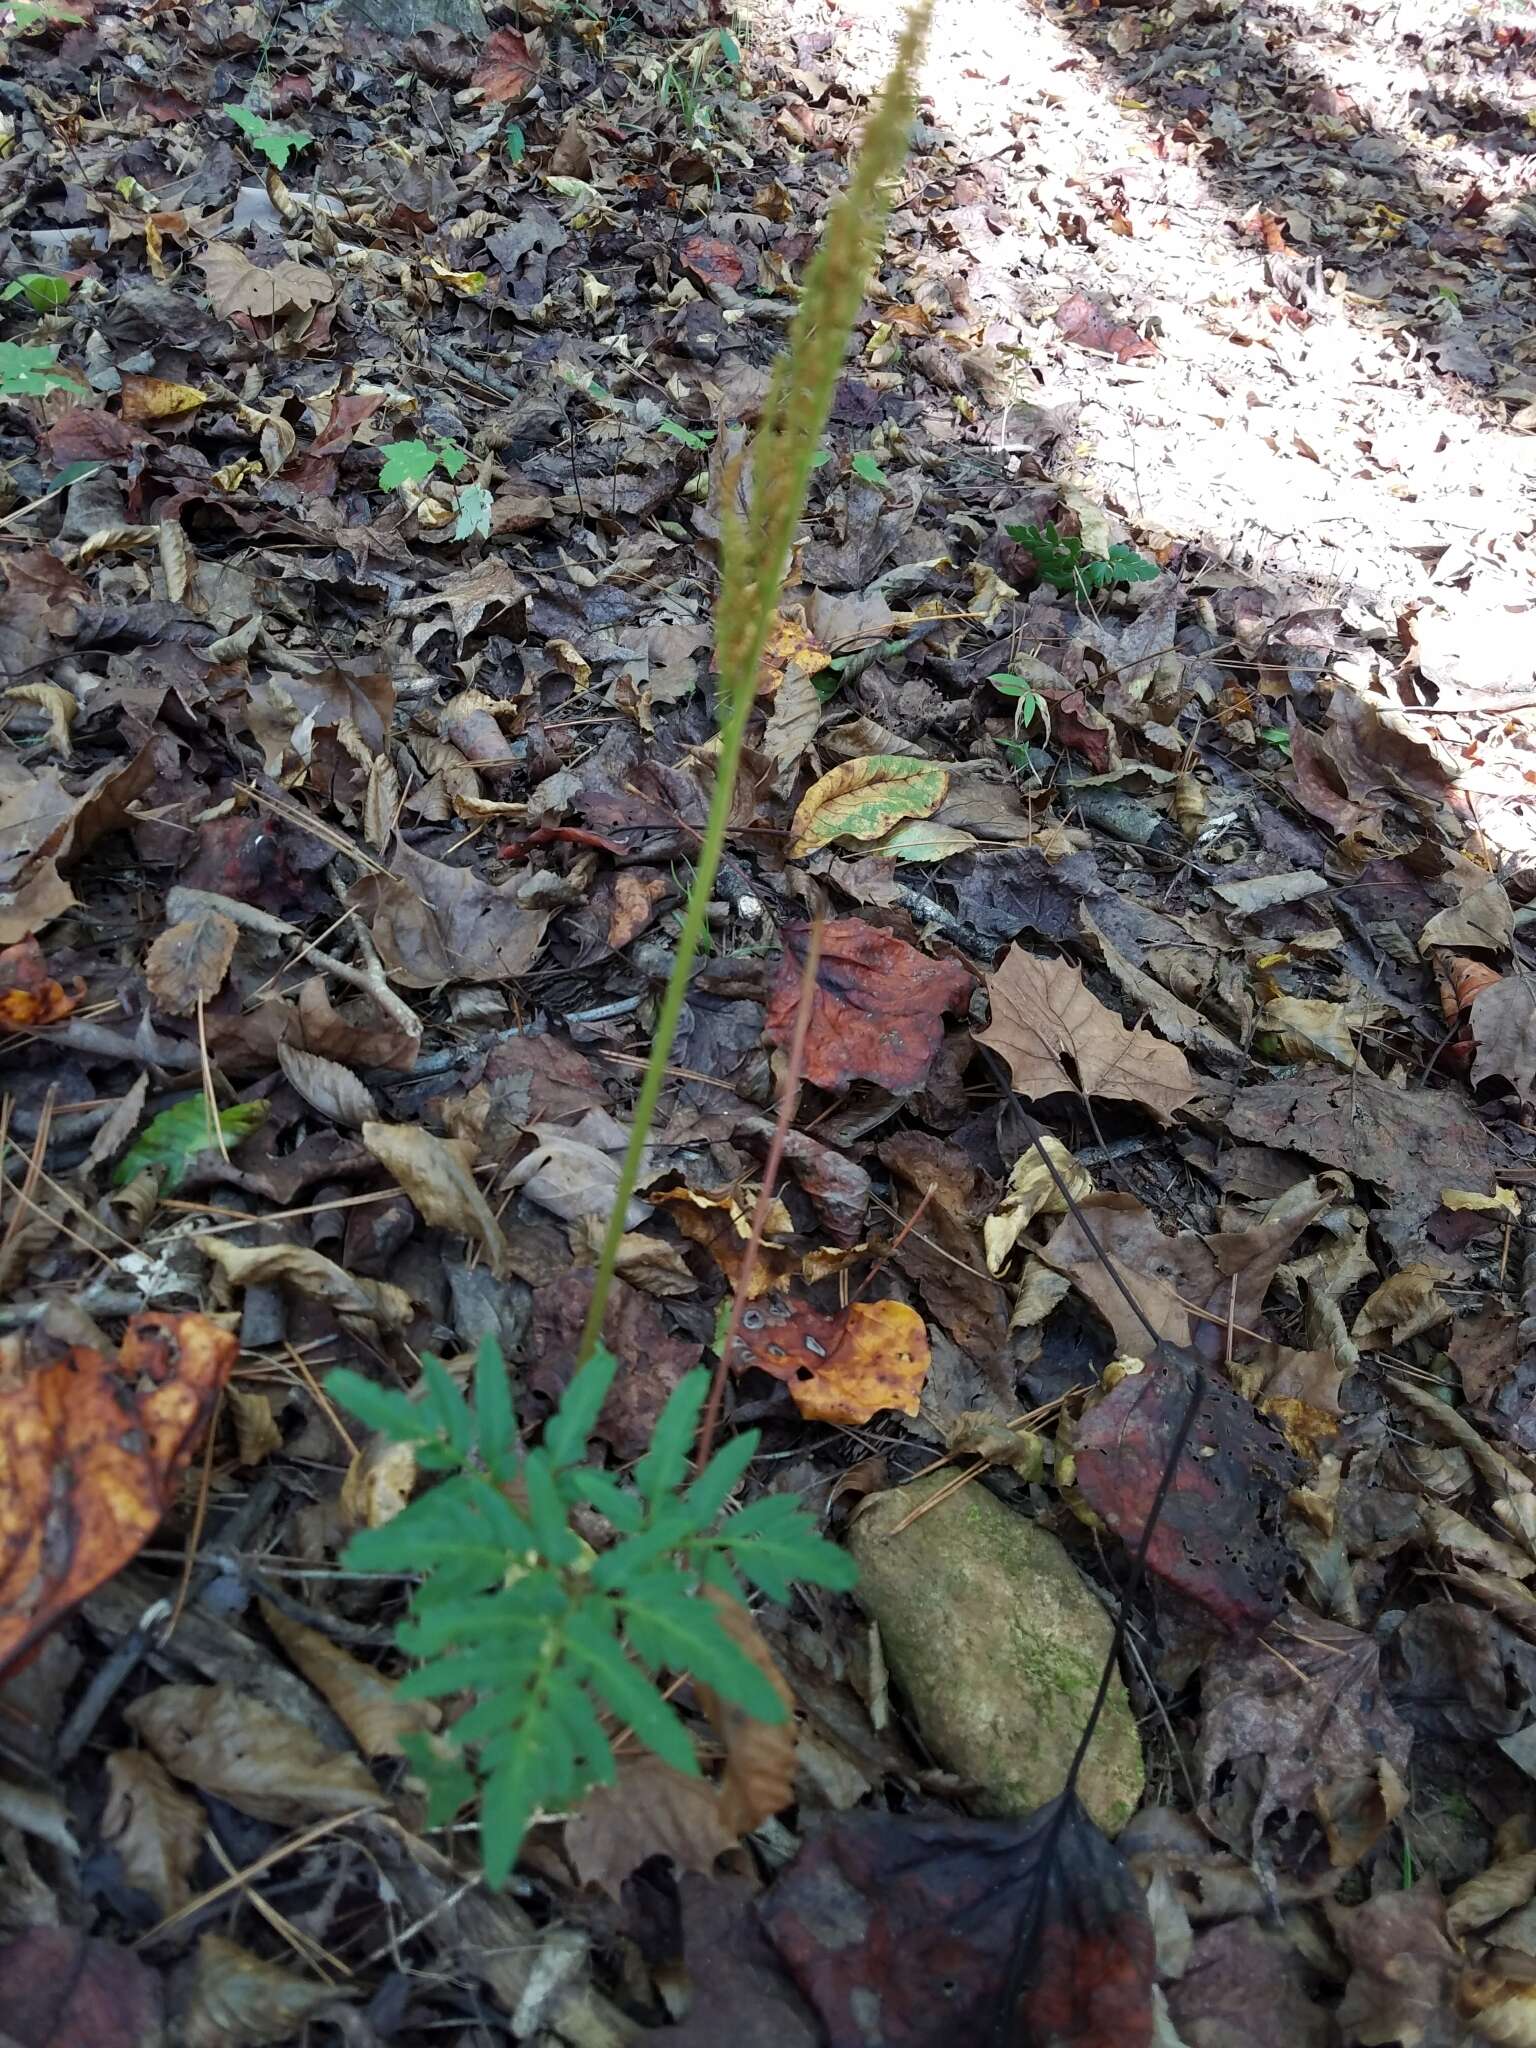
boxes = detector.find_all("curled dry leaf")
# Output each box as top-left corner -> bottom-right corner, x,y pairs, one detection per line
653,1185 -> 796,1299
1351,1264 -> 1451,1347
145,907 -> 239,1016
100,1749 -> 204,1915
0,935 -> 83,1030
226,1385 -> 281,1466
118,373 -> 206,422
566,1758 -> 737,1899
695,1587 -> 797,1838
733,1296 -> 932,1425
0,1312 -> 236,1682
978,947 -> 1196,1122
764,918 -> 973,1095
181,1934 -> 356,2048
362,1120 -> 508,1279
339,1433 -> 417,1531
984,1135 -> 1093,1274
125,1683 -> 385,1824
275,1041 -> 378,1128
788,755 -> 949,858
201,1238 -> 412,1334
258,1599 -> 439,1759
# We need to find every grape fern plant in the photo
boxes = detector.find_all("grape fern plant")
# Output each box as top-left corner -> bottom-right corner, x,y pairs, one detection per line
329,1338 -> 854,1883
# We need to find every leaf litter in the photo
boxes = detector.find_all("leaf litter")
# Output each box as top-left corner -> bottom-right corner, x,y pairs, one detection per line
2,0 -> 1536,2035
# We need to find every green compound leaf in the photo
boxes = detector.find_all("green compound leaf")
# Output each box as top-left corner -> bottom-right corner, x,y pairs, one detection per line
224,102 -> 314,171
113,1096 -> 268,1190
378,439 -> 439,489
0,340 -> 74,397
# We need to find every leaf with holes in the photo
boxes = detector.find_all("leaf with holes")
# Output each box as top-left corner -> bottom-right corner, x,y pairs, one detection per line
733,1296 -> 931,1424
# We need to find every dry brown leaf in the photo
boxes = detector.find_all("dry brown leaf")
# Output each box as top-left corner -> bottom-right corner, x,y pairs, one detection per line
5,682 -> 74,758
125,1683 -> 385,1824
695,1588 -> 796,1837
1351,1265 -> 1451,1347
565,1757 -> 737,1898
1449,1849 -> 1536,1938
259,1599 -> 439,1759
362,1120 -> 508,1279
978,947 -> 1195,1121
146,909 -> 239,1016
226,1385 -> 281,1466
349,843 -> 555,986
1472,978 -> 1536,1100
198,243 -> 334,320
1259,995 -> 1379,1070
276,1041 -> 378,1128
201,1238 -> 412,1334
181,1934 -> 355,2048
100,1749 -> 204,1915
733,1297 -> 932,1425
339,1433 -> 417,1531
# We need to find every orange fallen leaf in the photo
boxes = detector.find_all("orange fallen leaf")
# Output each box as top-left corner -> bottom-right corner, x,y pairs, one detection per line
0,1312 -> 237,1680
472,25 -> 543,103
733,1295 -> 931,1424
765,919 -> 973,1095
0,935 -> 83,1030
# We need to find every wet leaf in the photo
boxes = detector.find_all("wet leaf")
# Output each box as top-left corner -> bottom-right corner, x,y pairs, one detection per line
0,1314 -> 236,1681
114,1096 -> 268,1189
362,1120 -> 508,1278
145,908 -> 239,1016
789,755 -> 949,858
100,1749 -> 204,1915
733,1296 -> 931,1425
258,1600 -> 439,1759
181,1934 -> 353,2048
760,1797 -> 1155,2048
764,919 -> 973,1094
978,948 -> 1195,1121
125,1683 -> 385,1824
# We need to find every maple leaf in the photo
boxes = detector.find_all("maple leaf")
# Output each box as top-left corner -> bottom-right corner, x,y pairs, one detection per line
977,947 -> 1195,1122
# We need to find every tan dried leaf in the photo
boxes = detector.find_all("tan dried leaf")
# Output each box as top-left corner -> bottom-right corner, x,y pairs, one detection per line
694,1588 -> 796,1837
201,1238 -> 412,1333
5,683 -> 75,758
125,1683 -> 385,1824
1351,1264 -> 1451,1347
146,909 -> 239,1016
983,1135 -> 1093,1274
181,1934 -> 356,2048
565,1758 -> 736,1899
226,1385 -> 281,1466
978,946 -> 1196,1121
1420,873 -> 1513,955
100,1749 -> 204,1915
276,1041 -> 378,1128
1473,978 -> 1536,1100
362,1120 -> 508,1279
1448,1848 -> 1536,1938
339,1433 -> 417,1530
198,243 -> 334,320
258,1600 -> 439,1759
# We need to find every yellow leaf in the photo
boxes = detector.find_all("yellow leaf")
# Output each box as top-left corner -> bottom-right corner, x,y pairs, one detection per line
120,373 -> 207,422
984,1136 -> 1093,1274
789,754 -> 949,858
757,609 -> 831,697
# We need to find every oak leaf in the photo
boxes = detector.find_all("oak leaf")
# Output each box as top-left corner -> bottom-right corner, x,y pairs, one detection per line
0,1312 -> 237,1680
978,946 -> 1195,1121
764,918 -> 972,1094
198,243 -> 333,320
566,1758 -> 737,1898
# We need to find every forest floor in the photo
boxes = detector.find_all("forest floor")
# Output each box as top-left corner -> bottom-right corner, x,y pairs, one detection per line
1,0 -> 1535,2038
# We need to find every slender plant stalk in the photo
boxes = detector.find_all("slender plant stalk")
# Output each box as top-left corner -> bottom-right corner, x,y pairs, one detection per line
579,4 -> 931,1366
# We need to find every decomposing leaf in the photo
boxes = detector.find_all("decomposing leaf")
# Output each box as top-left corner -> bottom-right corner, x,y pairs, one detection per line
764,919 -> 973,1094
258,1600 -> 439,1759
202,1238 -> 412,1334
181,1934 -> 355,2048
1197,1605 -> 1411,1879
1472,977 -> 1536,1100
653,1185 -> 796,1299
350,843 -> 557,986
1329,1885 -> 1460,2048
100,1749 -> 204,1915
1072,1354 -> 1300,1631
566,1758 -> 737,1898
978,947 -> 1195,1121
761,1799 -> 1155,2048
732,1296 -> 931,1425
1054,290 -> 1157,362
0,1928 -> 163,2048
198,243 -> 333,320
695,1587 -> 797,1837
275,1041 -> 378,1128
145,908 -> 239,1016
0,935 -> 82,1030
0,1314 -> 236,1680
125,1683 -> 386,1824
114,1097 -> 268,1190
362,1120 -> 508,1278
983,1135 -> 1093,1274
788,756 -> 949,858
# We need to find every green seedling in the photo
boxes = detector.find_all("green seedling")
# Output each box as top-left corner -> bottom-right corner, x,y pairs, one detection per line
225,101 -> 314,171
657,418 -> 715,451
1008,520 -> 1158,604
1,272 -> 71,312
989,670 -> 1053,747
379,438 -> 468,489
0,340 -> 74,397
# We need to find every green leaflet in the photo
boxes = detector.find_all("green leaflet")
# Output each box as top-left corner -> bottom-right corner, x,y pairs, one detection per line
224,102 -> 313,170
113,1097 -> 268,1190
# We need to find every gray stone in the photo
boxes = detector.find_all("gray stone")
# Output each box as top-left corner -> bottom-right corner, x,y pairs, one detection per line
848,1469 -> 1144,1833
340,0 -> 486,40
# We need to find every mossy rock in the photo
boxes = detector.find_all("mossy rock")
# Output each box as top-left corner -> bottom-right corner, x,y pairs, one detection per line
848,1469 -> 1144,1834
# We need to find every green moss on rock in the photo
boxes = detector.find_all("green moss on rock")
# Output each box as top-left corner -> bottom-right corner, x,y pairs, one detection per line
848,1468 -> 1143,1833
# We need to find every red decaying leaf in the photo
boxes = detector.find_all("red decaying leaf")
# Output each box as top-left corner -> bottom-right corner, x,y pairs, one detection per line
0,1926 -> 163,2048
0,935 -> 83,1030
42,409 -> 151,466
1054,292 -> 1157,363
731,1295 -> 931,1424
1040,687 -> 1114,773
1072,1352 -> 1300,1633
764,920 -> 973,1094
124,83 -> 202,122
0,1313 -> 238,1682
760,1797 -> 1155,2048
471,27 -> 541,103
680,234 -> 750,293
